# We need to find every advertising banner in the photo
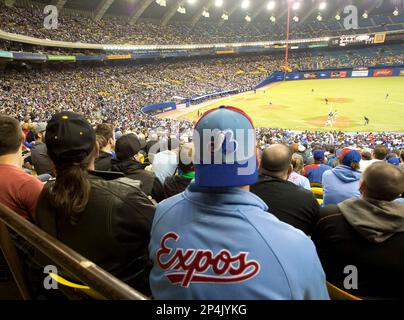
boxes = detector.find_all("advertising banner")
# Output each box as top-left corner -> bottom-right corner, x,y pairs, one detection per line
285,72 -> 300,80
400,69 -> 404,76
374,33 -> 386,44
13,52 -> 47,60
374,69 -> 393,77
106,54 -> 132,60
0,51 -> 12,59
331,71 -> 348,78
352,70 -> 369,77
47,55 -> 76,61
304,72 -> 318,79
75,55 -> 104,61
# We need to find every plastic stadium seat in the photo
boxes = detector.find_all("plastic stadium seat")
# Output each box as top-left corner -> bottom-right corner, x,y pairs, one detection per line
311,187 -> 324,197
326,282 -> 362,300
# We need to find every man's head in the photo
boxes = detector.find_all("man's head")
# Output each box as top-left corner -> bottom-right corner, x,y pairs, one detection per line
179,143 -> 194,174
372,144 -> 388,160
313,149 -> 325,163
95,123 -> 115,151
193,106 -> 258,188
45,111 -> 97,167
33,122 -> 47,142
0,116 -> 24,158
360,162 -> 404,201
339,147 -> 361,170
260,144 -> 293,180
115,133 -> 141,161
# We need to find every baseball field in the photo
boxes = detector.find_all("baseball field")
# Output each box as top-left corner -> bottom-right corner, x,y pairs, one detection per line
173,77 -> 404,132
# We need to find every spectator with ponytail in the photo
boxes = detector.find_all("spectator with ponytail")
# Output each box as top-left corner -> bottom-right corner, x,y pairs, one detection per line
322,147 -> 362,206
34,111 -> 156,296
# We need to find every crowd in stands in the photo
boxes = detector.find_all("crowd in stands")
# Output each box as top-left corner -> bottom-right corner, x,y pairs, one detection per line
0,104 -> 403,300
1,49 -> 404,133
1,1 -> 403,45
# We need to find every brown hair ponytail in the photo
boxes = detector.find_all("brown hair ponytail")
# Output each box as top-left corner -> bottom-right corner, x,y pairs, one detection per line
45,157 -> 91,225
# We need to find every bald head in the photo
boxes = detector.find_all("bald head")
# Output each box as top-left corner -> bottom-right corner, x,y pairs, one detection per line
361,162 -> 404,201
260,144 -> 293,180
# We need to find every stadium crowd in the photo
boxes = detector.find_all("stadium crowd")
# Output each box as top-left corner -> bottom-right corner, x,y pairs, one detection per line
0,105 -> 403,300
1,2 -> 403,45
1,2 -> 404,299
1,50 -> 404,131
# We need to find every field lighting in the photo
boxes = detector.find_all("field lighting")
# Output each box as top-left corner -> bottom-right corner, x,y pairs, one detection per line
292,2 -> 301,11
267,1 -> 275,11
202,9 -> 210,18
362,11 -> 368,19
319,2 -> 327,11
393,8 -> 399,16
241,0 -> 250,9
317,14 -> 322,21
215,0 -> 223,7
245,15 -> 251,22
221,13 -> 229,20
177,5 -> 186,14
270,15 -> 276,23
156,0 -> 166,7
187,0 -> 196,4
335,13 -> 341,20
293,15 -> 299,22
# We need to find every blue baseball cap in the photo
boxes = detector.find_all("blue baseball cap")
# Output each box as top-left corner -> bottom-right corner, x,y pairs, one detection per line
386,157 -> 400,166
193,106 -> 258,188
339,148 -> 362,167
313,150 -> 325,161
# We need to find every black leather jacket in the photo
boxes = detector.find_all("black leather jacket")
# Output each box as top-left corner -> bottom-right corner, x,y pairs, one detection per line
35,170 -> 156,296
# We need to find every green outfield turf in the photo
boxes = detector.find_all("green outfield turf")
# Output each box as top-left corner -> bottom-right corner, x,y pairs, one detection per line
179,77 -> 404,132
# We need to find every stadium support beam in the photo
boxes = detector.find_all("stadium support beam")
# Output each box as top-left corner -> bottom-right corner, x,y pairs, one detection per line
218,5 -> 238,27
190,0 -> 213,27
367,0 -> 385,14
301,8 -> 317,24
251,2 -> 268,20
161,0 -> 184,27
94,0 -> 115,21
52,0 -> 67,12
129,0 -> 154,25
4,0 -> 16,7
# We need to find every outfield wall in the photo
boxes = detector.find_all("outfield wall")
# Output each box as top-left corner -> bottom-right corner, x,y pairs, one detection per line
256,65 -> 404,88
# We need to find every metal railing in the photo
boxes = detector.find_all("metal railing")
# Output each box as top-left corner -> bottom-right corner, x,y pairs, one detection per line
0,202 -> 148,300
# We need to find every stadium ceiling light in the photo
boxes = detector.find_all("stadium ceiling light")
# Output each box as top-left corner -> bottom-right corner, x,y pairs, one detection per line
319,2 -> 327,11
215,0 -> 223,8
245,15 -> 251,22
241,0 -> 250,9
362,11 -> 368,19
393,8 -> 399,16
270,15 -> 276,23
292,2 -> 301,11
177,5 -> 186,14
221,13 -> 229,20
335,12 -> 341,20
156,0 -> 166,7
317,14 -> 322,21
187,0 -> 197,4
267,1 -> 276,11
202,9 -> 210,18
293,15 -> 299,22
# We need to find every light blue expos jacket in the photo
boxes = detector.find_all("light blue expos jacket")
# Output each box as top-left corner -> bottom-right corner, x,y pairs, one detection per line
322,165 -> 361,206
149,182 -> 330,300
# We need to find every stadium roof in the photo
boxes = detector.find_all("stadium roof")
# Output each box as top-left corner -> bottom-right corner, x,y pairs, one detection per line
12,0 -> 404,24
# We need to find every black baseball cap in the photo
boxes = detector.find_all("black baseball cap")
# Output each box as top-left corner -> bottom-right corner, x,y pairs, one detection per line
45,111 -> 96,165
115,133 -> 141,161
